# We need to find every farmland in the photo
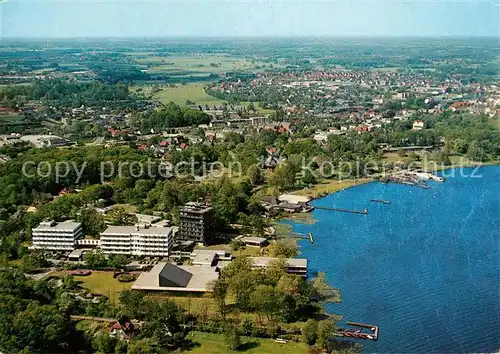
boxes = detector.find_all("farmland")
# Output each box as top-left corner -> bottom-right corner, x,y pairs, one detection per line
131,54 -> 272,74
152,83 -> 227,106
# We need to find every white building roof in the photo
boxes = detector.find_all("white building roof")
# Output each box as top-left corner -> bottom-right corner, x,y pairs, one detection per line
101,225 -> 173,236
33,220 -> 81,232
249,257 -> 308,268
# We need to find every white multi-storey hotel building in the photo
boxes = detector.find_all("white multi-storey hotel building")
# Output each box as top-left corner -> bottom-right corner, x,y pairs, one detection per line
99,225 -> 173,257
31,220 -> 83,251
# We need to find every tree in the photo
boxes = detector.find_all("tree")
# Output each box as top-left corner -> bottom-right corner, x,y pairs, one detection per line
127,339 -> 156,354
78,207 -> 106,236
268,239 -> 299,258
269,163 -> 298,191
118,290 -> 148,320
207,278 -> 229,319
139,300 -> 187,350
316,320 -> 334,350
108,254 -> 129,269
107,207 -> 138,226
250,285 -> 278,321
302,169 -> 317,185
92,332 -> 117,353
83,250 -> 108,269
467,142 -> 485,162
309,272 -> 341,303
247,164 -> 263,185
12,304 -> 72,353
224,323 -> 242,351
302,319 -> 318,345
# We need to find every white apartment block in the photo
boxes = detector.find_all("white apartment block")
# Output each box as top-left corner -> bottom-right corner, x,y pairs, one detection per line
99,225 -> 173,257
31,220 -> 83,251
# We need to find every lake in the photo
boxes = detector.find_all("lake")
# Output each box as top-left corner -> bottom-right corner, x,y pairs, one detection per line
284,166 -> 500,353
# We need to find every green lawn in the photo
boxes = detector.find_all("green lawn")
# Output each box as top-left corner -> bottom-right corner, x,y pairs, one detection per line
291,178 -> 373,198
153,83 -> 227,106
186,331 -> 308,354
0,114 -> 24,124
52,271 -> 132,304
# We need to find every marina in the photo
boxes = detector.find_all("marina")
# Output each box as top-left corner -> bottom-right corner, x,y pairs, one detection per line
336,322 -> 379,341
314,206 -> 369,215
287,166 -> 500,352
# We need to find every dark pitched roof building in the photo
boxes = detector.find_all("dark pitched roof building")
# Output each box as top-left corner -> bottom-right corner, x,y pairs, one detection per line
159,263 -> 193,288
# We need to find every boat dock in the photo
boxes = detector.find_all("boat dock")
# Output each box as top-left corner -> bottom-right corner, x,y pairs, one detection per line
389,175 -> 429,189
314,206 -> 368,215
370,199 -> 391,204
336,321 -> 379,341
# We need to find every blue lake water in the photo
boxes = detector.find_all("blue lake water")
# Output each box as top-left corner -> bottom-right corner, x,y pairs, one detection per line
284,166 -> 500,353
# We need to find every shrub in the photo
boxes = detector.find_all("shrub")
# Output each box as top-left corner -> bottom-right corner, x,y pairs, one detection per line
302,319 -> 318,345
223,324 -> 241,351
117,273 -> 136,282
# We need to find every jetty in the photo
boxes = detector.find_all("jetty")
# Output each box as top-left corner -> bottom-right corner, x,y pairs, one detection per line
389,175 -> 429,189
314,206 -> 368,215
370,199 -> 391,204
336,321 -> 379,341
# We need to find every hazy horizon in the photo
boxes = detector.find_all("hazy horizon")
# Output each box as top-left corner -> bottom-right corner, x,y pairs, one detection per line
2,0 -> 499,39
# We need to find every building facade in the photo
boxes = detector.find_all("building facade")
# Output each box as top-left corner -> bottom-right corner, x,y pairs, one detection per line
99,225 -> 173,257
31,220 -> 83,251
179,202 -> 214,244
249,257 -> 308,277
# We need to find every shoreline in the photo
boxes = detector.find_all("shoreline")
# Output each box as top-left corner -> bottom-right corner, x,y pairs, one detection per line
278,164 -> 499,333
290,162 -> 499,203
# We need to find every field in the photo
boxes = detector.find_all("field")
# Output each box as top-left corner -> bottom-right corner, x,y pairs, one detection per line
0,114 -> 24,124
185,331 -> 308,354
131,55 -> 271,75
152,83 -> 227,106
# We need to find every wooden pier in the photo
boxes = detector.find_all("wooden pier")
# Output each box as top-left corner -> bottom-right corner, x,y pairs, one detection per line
370,199 -> 391,204
314,206 -> 368,215
336,321 -> 379,341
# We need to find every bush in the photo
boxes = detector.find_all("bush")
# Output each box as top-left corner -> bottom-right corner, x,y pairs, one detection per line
224,324 -> 241,351
230,239 -> 245,251
117,273 -> 136,282
302,319 -> 318,345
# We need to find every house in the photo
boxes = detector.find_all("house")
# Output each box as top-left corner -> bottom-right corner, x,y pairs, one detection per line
264,147 -> 281,170
412,120 -> 425,130
242,236 -> 268,247
109,317 -> 135,340
313,131 -> 329,142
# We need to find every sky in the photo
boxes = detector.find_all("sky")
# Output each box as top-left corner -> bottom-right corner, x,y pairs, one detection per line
1,0 -> 499,38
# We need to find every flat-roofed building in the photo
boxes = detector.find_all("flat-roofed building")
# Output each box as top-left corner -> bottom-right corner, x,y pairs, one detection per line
241,236 -> 268,247
31,220 -> 83,251
132,262 -> 219,293
250,116 -> 270,127
100,225 -> 173,257
249,257 -> 308,277
179,202 -> 214,245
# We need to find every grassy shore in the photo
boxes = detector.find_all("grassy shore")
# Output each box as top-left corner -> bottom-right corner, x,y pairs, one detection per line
291,178 -> 373,199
